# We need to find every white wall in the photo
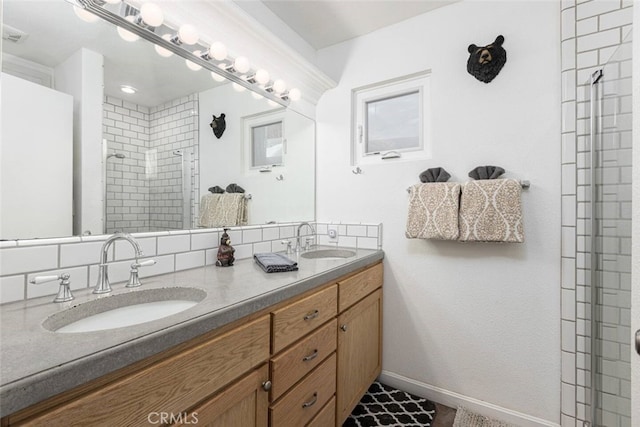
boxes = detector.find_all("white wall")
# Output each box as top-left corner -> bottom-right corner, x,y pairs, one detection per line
55,48 -> 104,236
0,73 -> 73,239
198,84 -> 315,225
315,0 -> 561,424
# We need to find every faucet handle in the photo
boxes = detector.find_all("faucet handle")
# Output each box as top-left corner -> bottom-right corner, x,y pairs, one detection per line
30,273 -> 74,303
126,259 -> 156,288
281,240 -> 292,254
305,237 -> 315,251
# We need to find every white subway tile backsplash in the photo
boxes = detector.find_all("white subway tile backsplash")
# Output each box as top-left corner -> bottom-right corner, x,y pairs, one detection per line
0,275 -> 25,304
598,8 -> 633,30
252,241 -> 272,254
176,251 -> 205,271
242,228 -> 263,244
262,226 -> 280,241
157,235 -> 190,254
191,232 -> 218,251
1,246 -> 58,276
233,244 -> 253,260
576,28 -> 620,52
60,241 -> 110,268
114,237 -> 157,260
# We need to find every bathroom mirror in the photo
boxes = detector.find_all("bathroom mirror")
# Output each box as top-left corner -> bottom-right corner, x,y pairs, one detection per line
0,0 -> 315,240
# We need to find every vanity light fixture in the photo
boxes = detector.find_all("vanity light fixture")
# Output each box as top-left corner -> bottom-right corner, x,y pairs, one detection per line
73,5 -> 100,22
74,0 -> 300,105
247,68 -> 270,85
117,15 -> 140,42
170,24 -> 198,45
186,50 -> 203,71
201,41 -> 227,61
154,34 -> 174,57
135,2 -> 163,28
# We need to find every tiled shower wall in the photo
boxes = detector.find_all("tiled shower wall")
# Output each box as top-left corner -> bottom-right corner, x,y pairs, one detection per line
0,221 -> 382,305
103,95 -> 199,233
560,1 -> 633,426
104,96 -> 151,233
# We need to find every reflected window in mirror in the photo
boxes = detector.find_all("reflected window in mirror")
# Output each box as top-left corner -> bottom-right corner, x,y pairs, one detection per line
243,109 -> 286,172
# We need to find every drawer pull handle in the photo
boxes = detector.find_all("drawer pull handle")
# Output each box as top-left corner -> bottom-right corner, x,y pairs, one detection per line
302,349 -> 319,362
262,380 -> 272,391
302,392 -> 318,409
340,324 -> 348,332
303,310 -> 319,321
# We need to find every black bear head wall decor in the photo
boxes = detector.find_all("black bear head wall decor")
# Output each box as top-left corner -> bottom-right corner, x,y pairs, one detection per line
466,35 -> 507,83
210,113 -> 226,139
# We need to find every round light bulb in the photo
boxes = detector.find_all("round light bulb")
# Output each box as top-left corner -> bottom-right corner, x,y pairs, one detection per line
178,24 -> 198,45
73,6 -> 99,23
232,82 -> 246,92
209,42 -> 227,61
272,79 -> 286,94
140,3 -> 164,27
186,51 -> 202,71
255,69 -> 270,85
211,71 -> 225,83
120,85 -> 137,94
233,56 -> 250,74
155,34 -> 173,57
117,16 -> 140,42
288,88 -> 301,101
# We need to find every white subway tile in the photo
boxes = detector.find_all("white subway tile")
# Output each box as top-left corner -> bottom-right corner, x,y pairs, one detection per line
60,241 -> 109,268
157,235 -> 190,254
253,241 -> 272,254
233,244 -> 253,260
598,8 -> 633,30
562,320 -> 576,352
0,246 -> 58,276
562,351 -> 576,384
242,228 -> 263,244
561,382 -> 576,417
205,249 -> 217,266
176,251 -> 205,271
346,225 -> 367,237
562,257 -> 576,289
576,16 -> 598,36
0,275 -> 25,304
262,226 -> 280,241
562,39 -> 576,71
576,0 -> 620,20
191,232 -> 218,251
279,226 -> 295,239
577,28 -> 620,52
562,7 -> 576,40
562,289 -> 576,320
357,237 -> 378,250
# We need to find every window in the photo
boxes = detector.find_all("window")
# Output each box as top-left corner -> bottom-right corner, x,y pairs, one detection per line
251,121 -> 283,168
352,71 -> 431,165
243,109 -> 286,172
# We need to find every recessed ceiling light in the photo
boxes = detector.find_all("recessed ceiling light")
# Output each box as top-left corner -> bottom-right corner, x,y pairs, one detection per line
120,85 -> 137,94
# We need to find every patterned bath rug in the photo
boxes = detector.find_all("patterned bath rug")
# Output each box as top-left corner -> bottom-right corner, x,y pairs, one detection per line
343,381 -> 436,426
453,406 -> 517,427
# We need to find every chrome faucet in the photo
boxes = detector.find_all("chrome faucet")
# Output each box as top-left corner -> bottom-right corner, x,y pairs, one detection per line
94,232 -> 143,294
296,222 -> 315,253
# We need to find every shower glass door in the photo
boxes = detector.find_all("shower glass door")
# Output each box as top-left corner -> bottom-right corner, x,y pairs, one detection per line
589,31 -> 633,427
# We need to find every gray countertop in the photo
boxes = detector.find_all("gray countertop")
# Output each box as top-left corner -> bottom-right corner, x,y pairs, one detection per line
0,247 -> 383,417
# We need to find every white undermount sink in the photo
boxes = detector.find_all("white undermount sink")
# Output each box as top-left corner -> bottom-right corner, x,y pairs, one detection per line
43,287 -> 206,333
300,249 -> 356,260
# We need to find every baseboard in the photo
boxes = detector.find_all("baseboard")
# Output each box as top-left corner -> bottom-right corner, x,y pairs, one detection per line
378,371 -> 560,427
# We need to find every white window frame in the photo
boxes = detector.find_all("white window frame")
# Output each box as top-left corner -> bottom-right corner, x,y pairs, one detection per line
242,108 -> 286,174
351,70 -> 432,166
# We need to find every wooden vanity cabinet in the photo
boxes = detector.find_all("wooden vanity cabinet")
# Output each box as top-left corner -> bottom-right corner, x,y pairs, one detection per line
336,263 -> 383,425
2,261 -> 383,427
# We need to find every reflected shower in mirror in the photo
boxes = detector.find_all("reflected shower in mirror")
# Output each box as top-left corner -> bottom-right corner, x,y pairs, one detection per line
1,0 -> 315,240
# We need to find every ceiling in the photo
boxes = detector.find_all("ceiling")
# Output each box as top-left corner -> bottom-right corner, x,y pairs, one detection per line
260,0 -> 460,50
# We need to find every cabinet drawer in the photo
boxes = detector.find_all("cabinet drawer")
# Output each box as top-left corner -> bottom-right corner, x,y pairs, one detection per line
272,285 -> 337,353
338,263 -> 382,312
307,396 -> 336,427
20,316 -> 270,427
270,319 -> 337,401
269,353 -> 336,427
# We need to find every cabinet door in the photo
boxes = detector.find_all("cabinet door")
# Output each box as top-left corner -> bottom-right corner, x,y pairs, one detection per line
174,365 -> 269,427
336,289 -> 382,425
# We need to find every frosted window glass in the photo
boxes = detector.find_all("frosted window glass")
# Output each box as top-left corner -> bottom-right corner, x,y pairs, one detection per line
252,121 -> 283,167
365,91 -> 420,154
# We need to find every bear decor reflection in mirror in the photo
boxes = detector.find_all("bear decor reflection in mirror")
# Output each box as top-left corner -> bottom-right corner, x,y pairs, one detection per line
210,113 -> 226,139
466,35 -> 506,83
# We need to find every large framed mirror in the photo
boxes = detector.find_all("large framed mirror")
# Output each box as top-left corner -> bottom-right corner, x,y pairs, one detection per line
1,0 -> 315,240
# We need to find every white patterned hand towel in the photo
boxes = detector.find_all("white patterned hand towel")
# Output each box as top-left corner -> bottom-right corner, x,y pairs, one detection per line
458,179 -> 524,243
199,193 -> 247,227
406,182 -> 461,240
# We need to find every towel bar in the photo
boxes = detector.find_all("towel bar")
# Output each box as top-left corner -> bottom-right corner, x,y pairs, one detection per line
244,194 -> 252,200
406,180 -> 530,193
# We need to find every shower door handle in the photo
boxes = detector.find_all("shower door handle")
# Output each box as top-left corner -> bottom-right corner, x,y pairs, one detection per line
636,329 -> 640,356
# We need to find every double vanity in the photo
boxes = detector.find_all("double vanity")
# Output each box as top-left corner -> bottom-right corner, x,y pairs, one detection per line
0,246 -> 383,426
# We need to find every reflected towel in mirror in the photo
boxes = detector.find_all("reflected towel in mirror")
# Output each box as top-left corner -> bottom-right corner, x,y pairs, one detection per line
198,193 -> 248,227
